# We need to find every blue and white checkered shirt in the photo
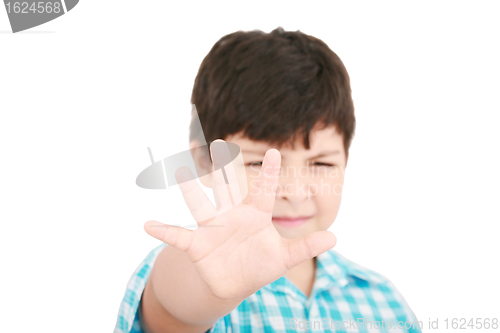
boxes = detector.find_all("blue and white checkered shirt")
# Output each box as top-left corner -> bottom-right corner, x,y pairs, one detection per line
114,243 -> 422,333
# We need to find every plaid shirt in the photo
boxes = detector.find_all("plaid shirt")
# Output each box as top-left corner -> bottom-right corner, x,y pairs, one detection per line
114,243 -> 422,333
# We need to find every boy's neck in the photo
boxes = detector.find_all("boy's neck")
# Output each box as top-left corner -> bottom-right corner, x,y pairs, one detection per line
284,257 -> 316,298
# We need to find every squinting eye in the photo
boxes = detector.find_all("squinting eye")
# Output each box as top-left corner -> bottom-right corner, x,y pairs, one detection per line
311,162 -> 335,167
246,162 -> 263,167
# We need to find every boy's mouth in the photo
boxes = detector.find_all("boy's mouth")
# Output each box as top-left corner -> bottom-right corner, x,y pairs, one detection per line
272,214 -> 315,227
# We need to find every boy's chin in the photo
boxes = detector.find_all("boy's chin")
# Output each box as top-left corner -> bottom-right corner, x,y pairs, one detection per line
273,223 -> 311,239
273,221 -> 333,240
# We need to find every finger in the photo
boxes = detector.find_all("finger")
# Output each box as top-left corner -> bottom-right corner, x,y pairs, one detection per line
282,231 -> 337,270
246,148 -> 281,212
223,149 -> 247,206
211,168 -> 233,211
211,140 -> 247,207
175,166 -> 218,223
210,140 -> 234,211
144,220 -> 194,253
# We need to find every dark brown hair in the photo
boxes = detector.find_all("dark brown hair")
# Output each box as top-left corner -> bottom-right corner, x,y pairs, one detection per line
190,27 -> 356,162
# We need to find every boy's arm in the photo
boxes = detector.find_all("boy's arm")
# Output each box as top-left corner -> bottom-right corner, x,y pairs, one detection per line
138,295 -> 154,333
139,245 -> 244,333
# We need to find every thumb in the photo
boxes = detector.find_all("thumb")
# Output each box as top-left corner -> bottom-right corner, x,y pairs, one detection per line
144,220 -> 194,252
283,230 -> 337,270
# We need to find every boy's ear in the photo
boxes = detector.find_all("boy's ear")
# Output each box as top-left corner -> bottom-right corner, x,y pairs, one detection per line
189,139 -> 213,188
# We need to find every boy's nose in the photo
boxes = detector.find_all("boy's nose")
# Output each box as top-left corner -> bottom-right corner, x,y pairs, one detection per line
276,175 -> 310,204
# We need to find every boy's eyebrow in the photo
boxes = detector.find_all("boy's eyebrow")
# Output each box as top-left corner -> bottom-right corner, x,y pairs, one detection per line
241,149 -> 341,159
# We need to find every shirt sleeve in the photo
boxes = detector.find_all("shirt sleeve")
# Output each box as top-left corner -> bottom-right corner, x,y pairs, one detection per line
383,280 -> 423,333
113,243 -> 167,333
113,242 -> 230,333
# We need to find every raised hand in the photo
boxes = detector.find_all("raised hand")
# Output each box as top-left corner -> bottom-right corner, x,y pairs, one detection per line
144,140 -> 337,300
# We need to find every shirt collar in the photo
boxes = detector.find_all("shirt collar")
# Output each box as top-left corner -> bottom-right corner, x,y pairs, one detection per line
329,249 -> 386,285
261,249 -> 385,299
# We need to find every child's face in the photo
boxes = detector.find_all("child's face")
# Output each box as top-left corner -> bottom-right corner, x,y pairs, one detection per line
224,125 -> 346,239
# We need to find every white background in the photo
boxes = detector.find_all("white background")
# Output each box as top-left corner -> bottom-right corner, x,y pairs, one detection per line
1,1 -> 499,332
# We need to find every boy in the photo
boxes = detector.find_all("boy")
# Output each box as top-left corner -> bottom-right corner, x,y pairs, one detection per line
114,27 -> 422,333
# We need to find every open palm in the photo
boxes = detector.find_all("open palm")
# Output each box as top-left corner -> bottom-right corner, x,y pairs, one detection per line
144,140 -> 337,300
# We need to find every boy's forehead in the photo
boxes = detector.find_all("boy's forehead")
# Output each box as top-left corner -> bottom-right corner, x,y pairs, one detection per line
225,126 -> 344,154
